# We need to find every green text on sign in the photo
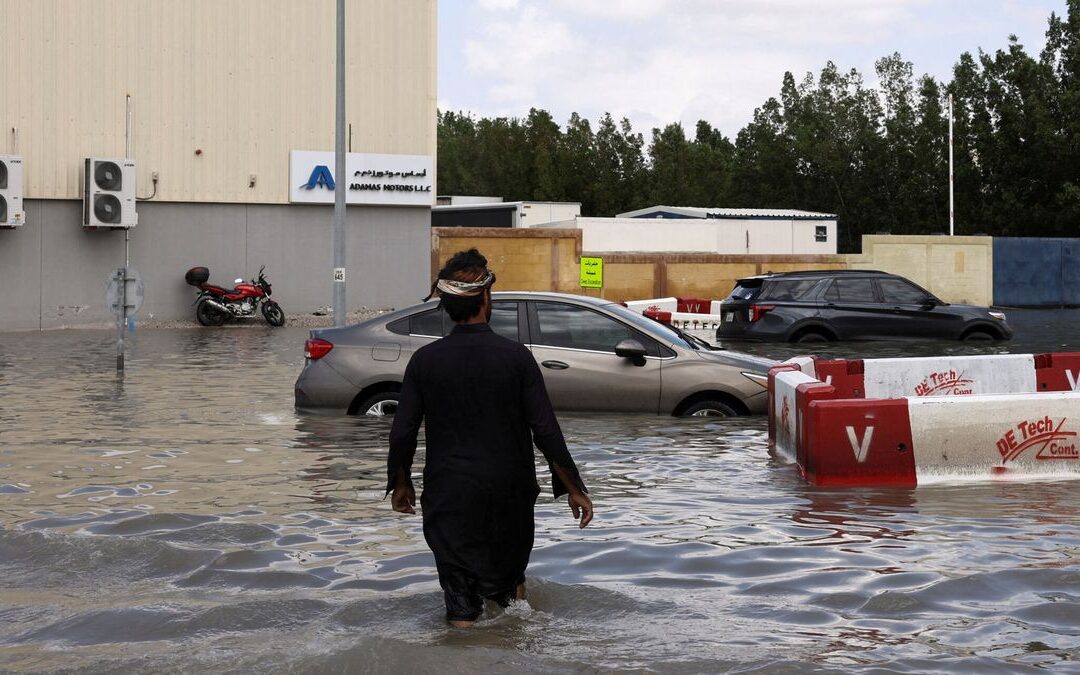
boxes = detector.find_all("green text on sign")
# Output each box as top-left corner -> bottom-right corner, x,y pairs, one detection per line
580,257 -> 603,289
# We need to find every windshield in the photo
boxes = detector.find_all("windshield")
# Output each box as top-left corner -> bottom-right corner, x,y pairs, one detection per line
602,303 -> 693,350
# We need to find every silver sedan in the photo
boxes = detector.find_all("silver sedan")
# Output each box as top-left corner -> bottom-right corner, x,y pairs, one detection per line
294,292 -> 774,417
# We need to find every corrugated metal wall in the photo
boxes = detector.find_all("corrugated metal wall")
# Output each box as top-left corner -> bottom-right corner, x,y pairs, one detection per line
993,238 -> 1080,307
0,0 -> 436,204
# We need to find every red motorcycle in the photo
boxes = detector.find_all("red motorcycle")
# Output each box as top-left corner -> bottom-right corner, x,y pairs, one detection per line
184,265 -> 285,327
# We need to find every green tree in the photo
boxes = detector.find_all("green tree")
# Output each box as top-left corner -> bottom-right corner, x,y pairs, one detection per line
559,113 -> 597,213
647,123 -> 693,206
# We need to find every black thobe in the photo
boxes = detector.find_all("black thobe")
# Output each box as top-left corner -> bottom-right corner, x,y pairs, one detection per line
387,322 -> 586,620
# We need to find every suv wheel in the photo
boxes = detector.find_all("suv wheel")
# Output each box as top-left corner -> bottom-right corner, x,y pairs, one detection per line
962,329 -> 996,342
681,400 -> 739,417
793,330 -> 832,344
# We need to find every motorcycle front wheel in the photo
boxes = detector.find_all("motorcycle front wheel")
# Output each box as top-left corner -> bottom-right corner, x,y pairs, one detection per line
261,301 -> 285,327
196,298 -> 228,326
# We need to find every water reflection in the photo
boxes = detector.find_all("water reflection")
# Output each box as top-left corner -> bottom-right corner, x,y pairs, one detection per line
790,487 -> 920,545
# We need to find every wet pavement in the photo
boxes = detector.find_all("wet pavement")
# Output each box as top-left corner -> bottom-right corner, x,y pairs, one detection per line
3,311 -> 1080,672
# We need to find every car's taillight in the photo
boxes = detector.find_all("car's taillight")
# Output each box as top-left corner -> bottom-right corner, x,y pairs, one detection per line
749,304 -> 776,322
305,338 -> 334,360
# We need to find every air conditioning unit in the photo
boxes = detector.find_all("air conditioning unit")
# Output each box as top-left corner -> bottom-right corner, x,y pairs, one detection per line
83,157 -> 137,228
0,155 -> 25,228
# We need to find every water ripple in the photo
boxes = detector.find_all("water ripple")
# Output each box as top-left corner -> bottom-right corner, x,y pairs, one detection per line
3,317 -> 1080,671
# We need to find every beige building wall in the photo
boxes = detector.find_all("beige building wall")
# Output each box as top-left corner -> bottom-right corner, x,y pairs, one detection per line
1,0 -> 437,204
431,228 -> 585,295
847,235 -> 993,306
430,230 -> 995,306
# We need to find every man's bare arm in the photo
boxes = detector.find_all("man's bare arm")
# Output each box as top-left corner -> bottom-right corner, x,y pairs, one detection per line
551,462 -> 593,528
390,467 -> 416,515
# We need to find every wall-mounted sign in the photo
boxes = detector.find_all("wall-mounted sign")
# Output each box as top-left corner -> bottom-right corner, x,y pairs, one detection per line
289,151 -> 434,206
580,256 -> 603,289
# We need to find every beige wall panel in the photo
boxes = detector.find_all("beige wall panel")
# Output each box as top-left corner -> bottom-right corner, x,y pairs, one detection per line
927,244 -> 992,305
599,263 -> 656,302
555,238 -> 581,293
437,236 -> 553,292
666,263 -> 759,299
3,0 -> 436,203
868,244 -> 931,287
855,235 -> 993,305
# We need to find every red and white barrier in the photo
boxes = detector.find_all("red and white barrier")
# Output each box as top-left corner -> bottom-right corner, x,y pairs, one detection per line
625,296 -> 727,331
769,366 -> 818,463
769,352 -> 1080,486
624,297 -> 678,315
805,352 -> 1080,399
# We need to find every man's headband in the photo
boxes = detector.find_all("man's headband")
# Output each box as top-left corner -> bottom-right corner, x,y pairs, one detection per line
424,271 -> 495,301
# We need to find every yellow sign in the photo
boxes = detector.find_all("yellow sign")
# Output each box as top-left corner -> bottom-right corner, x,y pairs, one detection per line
579,256 -> 603,289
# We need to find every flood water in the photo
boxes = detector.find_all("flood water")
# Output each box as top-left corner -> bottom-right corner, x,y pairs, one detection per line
3,311 -> 1080,672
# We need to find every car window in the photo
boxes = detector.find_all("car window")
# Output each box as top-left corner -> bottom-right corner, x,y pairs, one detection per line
490,301 -> 519,341
759,279 -> 819,301
605,303 -> 689,352
534,302 -> 652,354
409,309 -> 447,337
879,278 -> 929,305
824,278 -> 877,303
724,280 -> 763,302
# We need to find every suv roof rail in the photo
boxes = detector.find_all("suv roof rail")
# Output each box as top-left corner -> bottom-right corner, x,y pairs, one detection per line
759,269 -> 888,278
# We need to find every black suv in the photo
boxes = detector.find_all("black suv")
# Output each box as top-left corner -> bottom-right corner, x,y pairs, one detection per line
716,270 -> 1013,343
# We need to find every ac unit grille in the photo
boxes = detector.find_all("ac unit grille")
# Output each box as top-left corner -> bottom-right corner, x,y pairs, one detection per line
0,195 -> 6,222
0,161 -> 7,189
93,194 -> 122,223
94,161 -> 123,191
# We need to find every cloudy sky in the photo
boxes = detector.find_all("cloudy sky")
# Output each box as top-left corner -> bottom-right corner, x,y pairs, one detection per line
439,0 -> 1068,136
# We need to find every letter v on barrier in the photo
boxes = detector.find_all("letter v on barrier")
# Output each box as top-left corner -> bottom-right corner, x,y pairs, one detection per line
846,426 -> 874,463
1067,370 -> 1080,391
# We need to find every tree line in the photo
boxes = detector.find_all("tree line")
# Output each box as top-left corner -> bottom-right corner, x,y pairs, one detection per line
438,1 -> 1080,252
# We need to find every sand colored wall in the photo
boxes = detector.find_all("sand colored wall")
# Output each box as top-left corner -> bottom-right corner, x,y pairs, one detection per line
847,235 -> 993,305
598,255 -> 847,301
431,228 -> 583,294
432,228 -> 847,302
432,229 -> 995,305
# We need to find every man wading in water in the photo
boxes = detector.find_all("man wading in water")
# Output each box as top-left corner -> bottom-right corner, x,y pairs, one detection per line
387,248 -> 593,627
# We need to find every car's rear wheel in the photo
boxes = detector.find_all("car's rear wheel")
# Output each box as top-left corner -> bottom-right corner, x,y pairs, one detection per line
681,400 -> 739,417
358,392 -> 399,416
793,330 -> 832,344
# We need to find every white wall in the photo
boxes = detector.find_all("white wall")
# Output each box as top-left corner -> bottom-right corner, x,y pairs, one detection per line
518,202 -> 581,228
559,217 -> 837,254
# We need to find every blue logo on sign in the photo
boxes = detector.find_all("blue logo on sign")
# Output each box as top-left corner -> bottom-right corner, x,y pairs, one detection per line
300,165 -> 335,190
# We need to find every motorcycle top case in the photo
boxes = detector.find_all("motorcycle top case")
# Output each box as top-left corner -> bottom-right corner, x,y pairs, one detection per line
185,266 -> 210,286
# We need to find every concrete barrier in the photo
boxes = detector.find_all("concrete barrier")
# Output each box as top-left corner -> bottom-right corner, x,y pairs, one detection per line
806,353 -> 1080,399
769,352 -> 1080,486
769,367 -> 817,463
624,297 -> 678,314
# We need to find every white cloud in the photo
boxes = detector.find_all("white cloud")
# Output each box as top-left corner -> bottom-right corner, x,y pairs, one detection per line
551,0 -> 671,21
446,0 -> 1059,135
475,0 -> 520,11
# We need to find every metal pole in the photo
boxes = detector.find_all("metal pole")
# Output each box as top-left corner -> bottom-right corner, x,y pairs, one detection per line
116,268 -> 126,374
948,94 -> 955,236
124,95 -> 132,331
332,0 -> 347,327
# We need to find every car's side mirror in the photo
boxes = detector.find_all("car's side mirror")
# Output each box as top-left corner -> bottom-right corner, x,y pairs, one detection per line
921,296 -> 939,308
615,339 -> 648,366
